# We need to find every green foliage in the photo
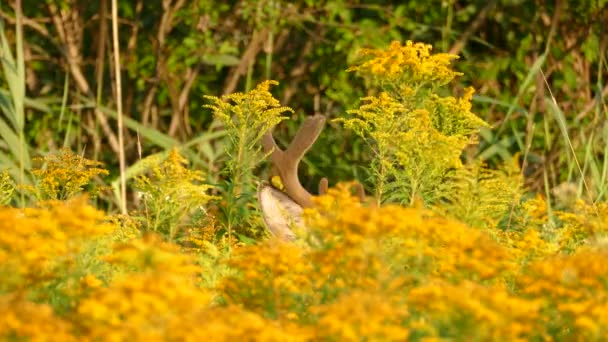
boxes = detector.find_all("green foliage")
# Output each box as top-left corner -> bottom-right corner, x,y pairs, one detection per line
0,18 -> 31,194
0,170 -> 14,206
441,159 -> 522,229
132,148 -> 216,242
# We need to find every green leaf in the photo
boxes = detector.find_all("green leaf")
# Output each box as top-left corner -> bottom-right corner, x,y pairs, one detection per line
201,54 -> 241,67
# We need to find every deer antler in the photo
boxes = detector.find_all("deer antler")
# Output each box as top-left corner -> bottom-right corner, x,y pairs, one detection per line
262,114 -> 326,208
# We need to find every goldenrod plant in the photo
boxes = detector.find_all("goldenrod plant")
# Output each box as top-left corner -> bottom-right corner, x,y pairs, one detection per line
19,148 -> 109,201
338,41 -> 489,206
219,184 -> 608,340
0,170 -> 14,206
0,197 -> 111,293
1,168 -> 608,340
132,148 -> 216,242
204,80 -> 293,241
441,158 -> 522,229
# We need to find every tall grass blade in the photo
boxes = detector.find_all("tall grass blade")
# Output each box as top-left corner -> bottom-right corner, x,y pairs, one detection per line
543,70 -> 599,216
0,17 -> 32,198
496,53 -> 546,136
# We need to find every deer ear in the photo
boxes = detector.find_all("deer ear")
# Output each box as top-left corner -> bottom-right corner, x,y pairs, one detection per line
258,184 -> 305,241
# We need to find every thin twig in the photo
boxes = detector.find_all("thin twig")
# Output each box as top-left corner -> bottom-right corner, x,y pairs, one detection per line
93,0 -> 108,160
223,28 -> 269,95
448,0 -> 497,55
171,65 -> 200,136
0,8 -> 50,37
15,0 -> 25,206
111,0 -> 127,214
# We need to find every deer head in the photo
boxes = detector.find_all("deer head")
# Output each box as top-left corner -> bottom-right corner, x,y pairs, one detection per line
258,114 -> 329,240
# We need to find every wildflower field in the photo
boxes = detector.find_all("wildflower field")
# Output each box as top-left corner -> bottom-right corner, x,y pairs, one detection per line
1,1 -> 607,341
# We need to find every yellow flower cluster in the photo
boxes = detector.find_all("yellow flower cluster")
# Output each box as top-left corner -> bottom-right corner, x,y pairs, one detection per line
427,87 -> 488,137
218,183 -> 608,340
133,148 -> 216,241
220,240 -> 313,319
0,194 -> 113,340
395,107 -> 467,182
556,200 -> 608,252
312,290 -> 410,341
436,159 -> 520,228
0,294 -> 77,342
24,148 -> 109,200
77,264 -> 211,339
219,185 -> 530,339
309,184 -> 514,283
339,41 -> 489,206
1,175 -> 608,341
517,248 -> 608,339
204,80 -> 296,238
498,227 -> 557,263
408,280 -> 542,340
348,40 -> 462,87
77,233 -> 308,341
2,41 -> 608,341
204,80 -> 292,142
168,305 -> 307,342
0,170 -> 15,205
0,209 -> 304,342
0,196 -> 111,291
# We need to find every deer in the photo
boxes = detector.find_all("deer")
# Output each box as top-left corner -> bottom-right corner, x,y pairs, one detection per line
258,114 -> 365,241
257,114 -> 327,241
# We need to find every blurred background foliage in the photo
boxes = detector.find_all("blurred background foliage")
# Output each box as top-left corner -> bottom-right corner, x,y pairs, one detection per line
0,0 -> 607,210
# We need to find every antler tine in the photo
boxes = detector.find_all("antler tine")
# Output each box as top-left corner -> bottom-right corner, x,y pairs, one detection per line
261,130 -> 281,160
319,177 -> 328,195
262,114 -> 326,208
353,181 -> 366,202
285,114 -> 326,158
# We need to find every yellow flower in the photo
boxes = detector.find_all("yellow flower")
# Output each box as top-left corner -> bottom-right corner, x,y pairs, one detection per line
0,196 -> 112,290
516,247 -> 608,338
203,80 -> 292,138
348,40 -> 462,86
219,240 -> 313,318
77,234 -> 216,340
339,41 -> 488,206
27,148 -> 109,200
81,274 -> 103,289
312,290 -> 410,341
132,148 -> 216,241
407,280 -> 541,339
0,294 -> 77,341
